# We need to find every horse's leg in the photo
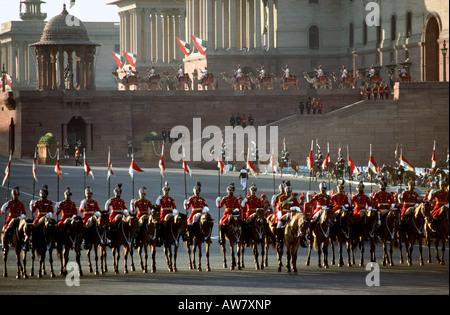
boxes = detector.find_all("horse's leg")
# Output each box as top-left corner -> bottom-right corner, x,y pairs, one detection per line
346,239 -> 352,267
317,240 -> 322,268
21,247 -> 28,279
292,246 -> 299,274
138,246 -> 144,271
230,243 -> 236,270
305,240 -> 312,267
221,242 -> 227,269
2,243 -> 8,277
440,238 -> 446,265
389,238 -> 395,266
48,246 -> 57,278
39,251 -> 46,278
151,244 -> 157,273
398,236 -> 404,264
86,245 -> 93,273
112,247 -> 118,274
123,246 -> 129,274
30,249 -> 35,277
418,236 -> 424,266
143,244 -> 148,273
359,237 -> 365,267
76,246 -> 83,277
240,244 -> 245,269
286,246 -> 292,273
164,244 -> 173,272
197,242 -> 203,272
331,239 -> 336,265
205,242 -> 211,272
382,239 -> 388,266
93,245 -> 99,275
129,246 -> 135,272
323,239 -> 329,268
186,241 -> 193,270
277,242 -> 283,272
15,247 -> 23,279
253,242 -> 260,270
370,237 -> 376,263
260,241 -> 265,270
173,244 -> 179,272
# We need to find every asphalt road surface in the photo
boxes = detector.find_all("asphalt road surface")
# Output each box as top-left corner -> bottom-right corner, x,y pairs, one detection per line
0,157 -> 448,297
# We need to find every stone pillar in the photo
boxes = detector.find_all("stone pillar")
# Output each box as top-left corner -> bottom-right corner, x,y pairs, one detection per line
207,0 -> 214,51
156,9 -> 163,63
144,8 -> 151,63
268,0 -> 274,50
229,0 -> 236,50
216,0 -> 223,50
254,0 -> 261,50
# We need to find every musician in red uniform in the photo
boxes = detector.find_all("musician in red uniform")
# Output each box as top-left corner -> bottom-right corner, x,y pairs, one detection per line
1,187 -> 26,234
351,181 -> 373,222
241,183 -> 262,219
185,182 -> 209,225
429,180 -> 449,219
156,181 -> 177,222
331,182 -> 350,212
399,181 -> 420,220
79,186 -> 101,226
56,187 -> 78,229
130,187 -> 154,220
216,182 -> 241,245
31,185 -> 55,225
105,183 -> 129,226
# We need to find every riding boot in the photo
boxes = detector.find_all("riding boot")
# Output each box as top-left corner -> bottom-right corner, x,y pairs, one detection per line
275,228 -> 284,250
218,225 -> 226,245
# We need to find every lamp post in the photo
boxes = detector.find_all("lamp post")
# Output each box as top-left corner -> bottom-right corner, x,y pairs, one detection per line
441,40 -> 448,82
352,48 -> 358,79
1,64 -> 6,93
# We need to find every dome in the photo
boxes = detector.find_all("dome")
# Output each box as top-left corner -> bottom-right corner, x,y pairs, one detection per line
31,5 -> 98,46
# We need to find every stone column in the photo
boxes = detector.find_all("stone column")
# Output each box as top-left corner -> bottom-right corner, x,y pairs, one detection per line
268,0 -> 274,50
156,9 -> 163,63
144,8 -> 151,64
254,0 -> 261,50
207,0 -> 214,50
216,0 -> 223,50
58,48 -> 65,90
229,0 -> 236,50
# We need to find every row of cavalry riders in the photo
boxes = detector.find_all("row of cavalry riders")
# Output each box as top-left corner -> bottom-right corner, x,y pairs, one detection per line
1,178 -> 448,279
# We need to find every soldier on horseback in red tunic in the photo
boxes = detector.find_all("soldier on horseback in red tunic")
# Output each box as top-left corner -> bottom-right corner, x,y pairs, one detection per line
217,182 -> 241,246
56,187 -> 78,230
185,182 -> 209,245
428,180 -> 449,232
309,182 -> 333,234
31,185 -> 55,225
79,186 -> 101,226
1,187 -> 26,237
351,181 -> 374,223
105,183 -> 129,227
130,187 -> 154,220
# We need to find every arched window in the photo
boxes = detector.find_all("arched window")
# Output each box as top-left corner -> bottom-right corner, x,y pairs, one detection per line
363,21 -> 368,45
391,14 -> 397,41
309,25 -> 320,49
406,11 -> 412,38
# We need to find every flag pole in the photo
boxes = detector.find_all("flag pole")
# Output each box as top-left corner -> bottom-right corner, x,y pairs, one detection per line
347,145 -> 351,194
108,146 -> 111,199
400,144 -> 403,192
370,144 -> 373,192
83,148 -> 86,191
56,148 -> 60,202
32,147 -> 36,201
308,140 -> 313,191
5,150 -> 12,203
131,149 -> 135,200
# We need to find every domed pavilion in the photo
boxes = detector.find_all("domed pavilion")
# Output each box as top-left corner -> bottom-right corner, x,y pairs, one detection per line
30,4 -> 99,90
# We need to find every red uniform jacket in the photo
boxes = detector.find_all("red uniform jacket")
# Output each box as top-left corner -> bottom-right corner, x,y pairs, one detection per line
400,190 -> 420,219
429,189 -> 449,217
310,193 -> 333,217
351,193 -> 372,220
158,196 -> 177,222
331,193 -> 350,211
372,191 -> 395,211
242,195 -> 262,219
79,199 -> 101,225
274,194 -> 301,222
186,195 -> 208,224
218,195 -> 241,225
105,197 -> 127,224
56,200 -> 78,229
32,199 -> 54,225
133,199 -> 154,220
2,200 -> 26,228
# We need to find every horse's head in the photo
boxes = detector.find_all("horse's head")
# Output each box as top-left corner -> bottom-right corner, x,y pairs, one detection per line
320,206 -> 335,226
70,216 -> 84,237
292,213 -> 308,239
149,209 -> 161,225
200,212 -> 214,238
19,218 -> 34,243
98,210 -> 110,230
175,213 -> 188,234
419,201 -> 433,222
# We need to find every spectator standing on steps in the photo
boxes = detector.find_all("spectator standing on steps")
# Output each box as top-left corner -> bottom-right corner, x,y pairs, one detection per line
299,101 -> 305,115
306,97 -> 312,114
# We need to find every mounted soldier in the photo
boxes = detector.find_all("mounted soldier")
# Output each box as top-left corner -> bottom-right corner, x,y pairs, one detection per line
55,187 -> 78,230
241,183 -> 262,219
1,187 -> 26,236
274,181 -> 302,247
257,66 -> 266,82
79,186 -> 101,226
156,181 -> 178,223
351,181 -> 374,223
31,185 -> 55,225
309,182 -> 333,233
130,187 -> 154,220
282,65 -> 290,82
216,182 -> 241,246
105,183 -> 129,227
315,65 -> 324,79
185,182 -> 209,226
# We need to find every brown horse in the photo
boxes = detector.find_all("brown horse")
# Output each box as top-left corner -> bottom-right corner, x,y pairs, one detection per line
399,202 -> 432,266
221,209 -> 244,270
283,212 -> 309,274
278,158 -> 300,177
379,208 -> 400,266
83,211 -> 109,275
330,207 -> 354,267
58,216 -> 84,276
245,209 -> 268,270
425,205 -> 448,265
162,213 -> 188,272
350,209 -> 379,267
2,217 -> 33,279
109,215 -> 140,274
186,212 -> 214,272
30,216 -> 59,278
306,207 -> 335,268
136,210 -> 160,273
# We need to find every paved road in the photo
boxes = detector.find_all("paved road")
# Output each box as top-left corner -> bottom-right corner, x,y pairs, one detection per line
0,157 -> 448,297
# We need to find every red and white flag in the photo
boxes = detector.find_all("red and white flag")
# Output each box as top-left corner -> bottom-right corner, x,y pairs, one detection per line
400,154 -> 415,172
123,51 -> 136,68
107,148 -> 114,180
246,148 -> 259,176
431,141 -> 437,169
322,143 -> 330,170
270,153 -> 278,174
129,156 -> 144,178
54,149 -> 63,180
159,144 -> 166,177
182,158 -> 192,177
368,154 -> 380,175
307,140 -> 314,171
111,51 -> 123,68
348,156 -> 358,175
2,155 -> 11,187
84,150 -> 94,180
32,150 -> 38,182
217,157 -> 226,175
